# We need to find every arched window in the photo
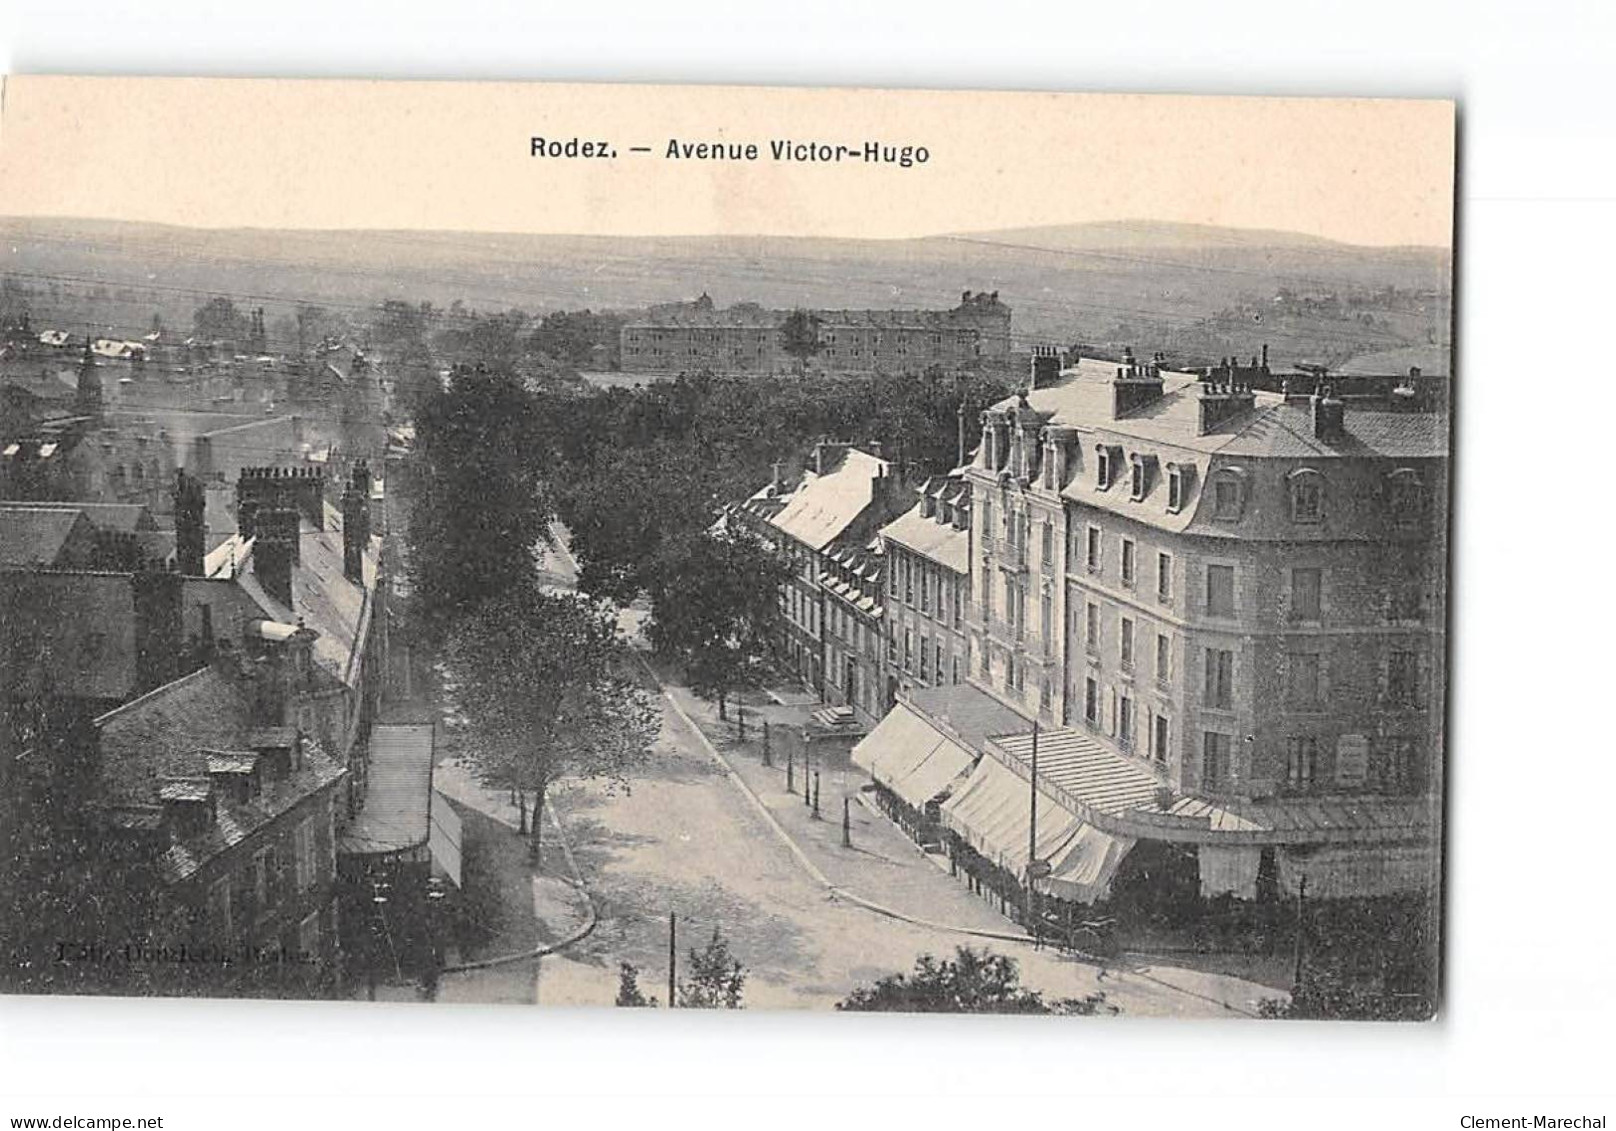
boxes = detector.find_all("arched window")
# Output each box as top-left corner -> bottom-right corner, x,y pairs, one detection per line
1288,467 -> 1325,524
1386,467 -> 1424,524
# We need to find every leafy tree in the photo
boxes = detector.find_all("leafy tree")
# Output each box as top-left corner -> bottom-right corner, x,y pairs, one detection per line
677,927 -> 746,1009
442,583 -> 659,857
837,946 -> 1116,1015
192,296 -> 251,344
779,309 -> 822,374
615,962 -> 658,1007
407,363 -> 554,647
646,529 -> 789,719
557,441 -> 717,602
530,309 -> 628,371
1257,968 -> 1434,1021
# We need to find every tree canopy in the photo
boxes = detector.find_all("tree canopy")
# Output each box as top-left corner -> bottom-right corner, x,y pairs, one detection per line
646,528 -> 789,716
406,363 -> 555,645
837,946 -> 1115,1015
441,582 -> 658,854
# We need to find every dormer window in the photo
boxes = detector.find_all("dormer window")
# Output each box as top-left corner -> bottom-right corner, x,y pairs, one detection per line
1289,468 -> 1325,525
1210,468 -> 1246,521
1166,463 -> 1189,513
1095,443 -> 1121,490
1128,453 -> 1154,501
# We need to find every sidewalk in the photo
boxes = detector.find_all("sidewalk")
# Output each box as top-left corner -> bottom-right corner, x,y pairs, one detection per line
663,679 -> 1290,1017
431,757 -> 595,1004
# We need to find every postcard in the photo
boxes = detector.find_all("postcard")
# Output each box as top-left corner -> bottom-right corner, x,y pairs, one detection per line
0,77 -> 1453,1017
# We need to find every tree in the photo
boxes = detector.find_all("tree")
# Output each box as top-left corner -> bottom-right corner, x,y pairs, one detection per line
407,364 -> 555,647
557,441 -> 717,603
677,927 -> 746,1009
615,962 -> 658,1007
837,946 -> 1116,1015
779,309 -> 822,374
192,297 -> 250,344
646,528 -> 789,719
442,583 -> 659,857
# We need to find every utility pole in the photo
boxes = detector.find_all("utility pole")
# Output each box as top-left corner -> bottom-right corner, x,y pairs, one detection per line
1292,875 -> 1308,990
957,399 -> 967,469
812,771 -> 821,819
668,911 -> 677,1009
1027,721 -> 1040,948
762,721 -> 772,767
842,796 -> 851,847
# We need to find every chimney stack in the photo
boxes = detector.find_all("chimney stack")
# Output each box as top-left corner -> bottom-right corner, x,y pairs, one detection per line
770,461 -> 784,496
1111,345 -> 1166,419
76,337 -> 103,422
173,468 -> 207,576
133,562 -> 183,692
341,460 -> 371,584
254,506 -> 299,609
1311,388 -> 1346,441
1029,345 -> 1063,390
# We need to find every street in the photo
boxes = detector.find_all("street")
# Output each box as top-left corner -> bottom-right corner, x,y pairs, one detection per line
428,531 -> 1284,1015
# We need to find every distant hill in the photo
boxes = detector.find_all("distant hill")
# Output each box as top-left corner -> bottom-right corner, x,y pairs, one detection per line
949,219 -> 1355,250
0,216 -> 1451,372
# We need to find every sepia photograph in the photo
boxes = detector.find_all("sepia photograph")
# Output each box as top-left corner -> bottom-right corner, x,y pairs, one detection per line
0,78 -> 1456,1025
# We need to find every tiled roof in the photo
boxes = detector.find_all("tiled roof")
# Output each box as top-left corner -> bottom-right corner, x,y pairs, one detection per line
94,665 -> 346,884
768,448 -> 891,552
985,722 -> 1432,845
0,507 -> 94,566
1005,359 -> 1449,460
0,500 -> 155,533
215,508 -> 378,689
0,570 -> 142,699
903,682 -> 1028,756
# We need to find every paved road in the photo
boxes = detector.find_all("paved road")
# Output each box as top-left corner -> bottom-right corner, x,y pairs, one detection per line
442,525 -> 1283,1015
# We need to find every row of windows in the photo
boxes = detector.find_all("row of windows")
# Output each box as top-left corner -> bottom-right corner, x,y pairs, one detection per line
894,549 -> 967,626
202,813 -> 328,943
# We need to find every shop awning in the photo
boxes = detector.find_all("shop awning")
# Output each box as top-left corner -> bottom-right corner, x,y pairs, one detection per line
429,788 -> 463,888
1041,824 -> 1134,904
939,754 -> 1082,876
339,724 -> 434,857
851,704 -> 976,808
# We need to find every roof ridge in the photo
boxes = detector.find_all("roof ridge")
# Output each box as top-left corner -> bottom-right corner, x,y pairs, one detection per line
93,664 -> 215,726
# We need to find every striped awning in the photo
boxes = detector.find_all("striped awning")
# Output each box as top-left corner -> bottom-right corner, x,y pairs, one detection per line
987,727 -> 1161,818
851,704 -> 976,809
1041,824 -> 1134,904
939,754 -> 1082,877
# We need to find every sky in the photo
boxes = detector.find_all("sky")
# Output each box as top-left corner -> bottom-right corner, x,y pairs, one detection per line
0,77 -> 1455,248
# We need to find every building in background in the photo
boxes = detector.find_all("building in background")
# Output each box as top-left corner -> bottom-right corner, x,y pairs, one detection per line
728,441 -> 912,703
878,475 -> 973,707
621,291 -> 1012,376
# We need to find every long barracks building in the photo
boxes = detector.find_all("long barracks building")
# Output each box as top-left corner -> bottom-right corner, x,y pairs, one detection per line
621,291 -> 1012,376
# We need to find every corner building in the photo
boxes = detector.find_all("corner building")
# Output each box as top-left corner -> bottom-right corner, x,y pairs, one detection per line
857,347 -> 1446,908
